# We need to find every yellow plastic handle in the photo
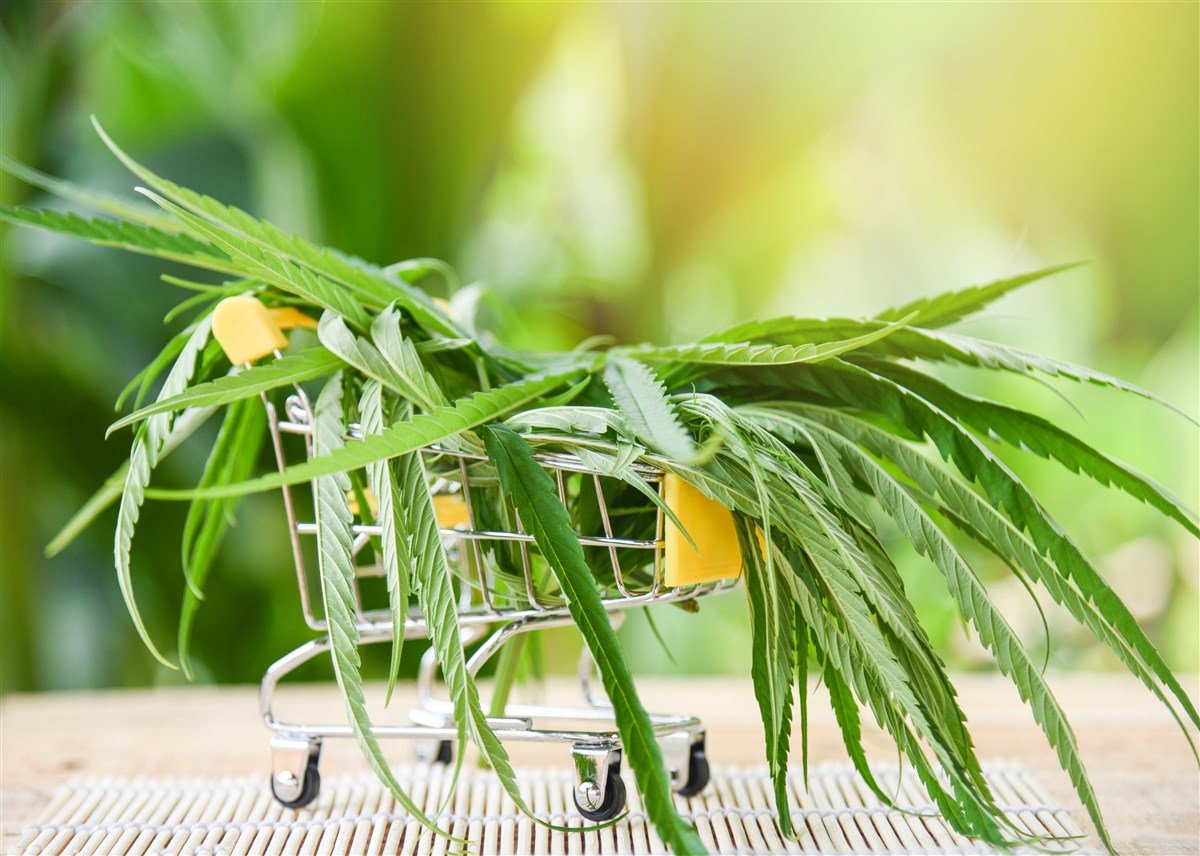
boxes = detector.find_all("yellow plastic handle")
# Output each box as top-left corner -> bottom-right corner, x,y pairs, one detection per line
269,306 -> 319,331
212,296 -> 288,365
663,474 -> 743,586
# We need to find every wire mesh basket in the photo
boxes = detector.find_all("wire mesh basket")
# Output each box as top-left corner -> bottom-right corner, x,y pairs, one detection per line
211,296 -> 740,820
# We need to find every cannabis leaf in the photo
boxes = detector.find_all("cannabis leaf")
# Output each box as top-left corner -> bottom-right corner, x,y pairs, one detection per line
786,360 -> 1200,730
14,131 -> 1195,856
872,361 -> 1198,535
394,445 -> 567,826
45,407 -> 215,558
94,117 -> 461,340
0,206 -> 238,276
482,423 -> 706,855
311,374 -> 459,841
736,516 -> 797,837
619,316 -> 910,366
701,315 -> 1190,420
137,190 -> 374,329
178,398 -> 263,678
360,383 -> 411,705
115,316 -> 213,668
795,412 -> 1113,850
874,263 -> 1084,327
107,348 -> 343,435
508,406 -> 630,436
1,153 -> 181,230
889,328 -> 1194,420
318,313 -> 421,398
779,403 -> 1200,758
146,368 -> 582,499
370,305 -> 448,410
603,357 -> 698,462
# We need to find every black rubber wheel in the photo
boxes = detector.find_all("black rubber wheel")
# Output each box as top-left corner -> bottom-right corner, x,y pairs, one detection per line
434,739 -> 454,765
676,740 -> 710,798
273,759 -> 321,810
574,758 -> 627,822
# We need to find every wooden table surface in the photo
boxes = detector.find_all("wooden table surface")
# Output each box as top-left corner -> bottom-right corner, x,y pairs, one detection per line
2,674 -> 1197,855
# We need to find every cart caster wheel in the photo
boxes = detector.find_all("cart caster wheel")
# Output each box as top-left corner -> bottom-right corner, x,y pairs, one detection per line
273,759 -> 320,809
434,740 -> 454,765
270,735 -> 321,810
676,739 -> 710,798
574,758 -> 627,822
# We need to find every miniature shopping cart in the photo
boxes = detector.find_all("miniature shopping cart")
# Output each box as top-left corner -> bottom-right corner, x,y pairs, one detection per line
212,297 -> 742,821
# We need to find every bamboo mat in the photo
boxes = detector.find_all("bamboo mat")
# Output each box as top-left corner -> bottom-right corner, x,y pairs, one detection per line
13,763 -> 1091,855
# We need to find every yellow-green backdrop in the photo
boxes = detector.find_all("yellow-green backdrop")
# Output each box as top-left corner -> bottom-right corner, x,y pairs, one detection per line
1,1 -> 1196,692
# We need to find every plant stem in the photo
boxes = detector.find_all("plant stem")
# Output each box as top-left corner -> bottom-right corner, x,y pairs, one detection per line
488,632 -> 528,719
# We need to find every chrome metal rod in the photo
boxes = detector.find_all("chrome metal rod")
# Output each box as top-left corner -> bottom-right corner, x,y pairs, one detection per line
292,522 -> 661,552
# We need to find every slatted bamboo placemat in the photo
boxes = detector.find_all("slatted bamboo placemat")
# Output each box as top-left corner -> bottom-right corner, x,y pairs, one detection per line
14,762 -> 1091,855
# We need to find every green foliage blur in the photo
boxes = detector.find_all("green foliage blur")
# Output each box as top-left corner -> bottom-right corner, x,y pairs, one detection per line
2,1 -> 1196,693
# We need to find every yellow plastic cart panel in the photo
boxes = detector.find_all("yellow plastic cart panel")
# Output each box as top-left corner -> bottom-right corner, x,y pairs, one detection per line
347,489 -> 470,531
433,493 -> 470,530
213,296 -> 288,365
346,489 -> 379,518
663,474 -> 743,586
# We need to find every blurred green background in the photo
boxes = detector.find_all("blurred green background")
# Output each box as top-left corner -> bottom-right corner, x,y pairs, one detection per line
1,1 -> 1196,694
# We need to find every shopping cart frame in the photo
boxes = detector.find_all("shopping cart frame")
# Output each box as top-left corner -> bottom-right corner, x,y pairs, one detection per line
257,378 -> 739,819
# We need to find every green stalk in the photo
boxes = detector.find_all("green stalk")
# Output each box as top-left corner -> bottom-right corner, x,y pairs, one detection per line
488,632 -> 528,719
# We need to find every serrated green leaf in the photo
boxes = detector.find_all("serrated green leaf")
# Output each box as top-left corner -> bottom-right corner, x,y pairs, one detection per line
395,446 -> 546,823
178,398 -> 263,679
769,521 -> 1010,842
115,317 -> 213,668
901,328 -> 1195,422
735,516 -> 796,837
508,406 -> 629,436
672,428 -> 1017,844
820,654 -> 895,808
417,336 -> 473,353
310,373 -> 460,841
1,153 -> 181,230
317,312 -> 421,400
144,368 -> 580,499
387,417 -> 608,833
94,118 -> 461,339
785,361 -> 1200,732
620,316 -> 910,367
0,205 -> 239,276
701,314 -> 875,346
781,403 -> 1200,761
115,327 -> 193,413
136,189 -> 373,329
568,441 -> 697,553
369,305 -> 448,410
481,423 -> 706,855
875,263 -> 1084,328
604,357 -> 697,461
872,361 -> 1198,536
700,315 -> 1191,421
360,382 -> 411,706
107,348 -> 343,436
45,409 -> 214,559
795,412 -> 1114,850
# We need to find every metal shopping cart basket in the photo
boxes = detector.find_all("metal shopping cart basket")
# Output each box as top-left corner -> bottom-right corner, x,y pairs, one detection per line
212,297 -> 741,821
